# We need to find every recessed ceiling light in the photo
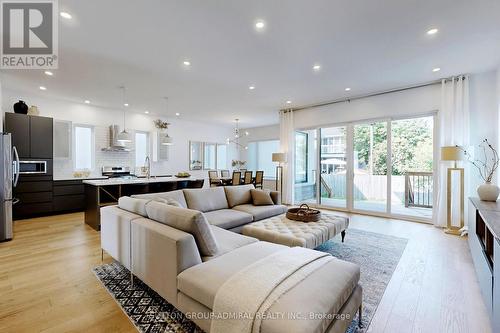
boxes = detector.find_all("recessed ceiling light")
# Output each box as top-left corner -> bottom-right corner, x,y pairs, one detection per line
60,12 -> 72,19
313,64 -> 321,71
183,60 -> 191,66
144,110 -> 149,114
249,85 -> 255,90
44,71 -> 53,76
286,100 -> 292,104
84,100 -> 90,104
124,103 -> 129,107
255,20 -> 265,29
427,28 -> 438,35
39,86 -> 46,90
345,87 -> 351,91
175,112 -> 180,116
432,67 -> 441,72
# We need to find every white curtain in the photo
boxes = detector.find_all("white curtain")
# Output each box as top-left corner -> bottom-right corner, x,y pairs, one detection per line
279,110 -> 294,205
434,76 -> 470,227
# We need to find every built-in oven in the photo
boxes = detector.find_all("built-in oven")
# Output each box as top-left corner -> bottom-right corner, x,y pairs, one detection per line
18,160 -> 48,174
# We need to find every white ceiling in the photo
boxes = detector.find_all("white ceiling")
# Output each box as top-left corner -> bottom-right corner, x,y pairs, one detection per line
2,0 -> 500,127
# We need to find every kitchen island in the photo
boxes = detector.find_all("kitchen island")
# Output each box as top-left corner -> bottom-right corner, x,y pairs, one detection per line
83,176 -> 204,230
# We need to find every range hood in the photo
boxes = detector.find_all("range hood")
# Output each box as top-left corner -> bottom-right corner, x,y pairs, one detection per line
101,125 -> 131,152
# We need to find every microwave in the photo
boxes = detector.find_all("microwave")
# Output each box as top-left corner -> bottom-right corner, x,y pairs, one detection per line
18,160 -> 48,174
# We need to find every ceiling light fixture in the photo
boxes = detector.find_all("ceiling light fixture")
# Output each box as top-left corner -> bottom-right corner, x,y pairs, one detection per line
84,100 -> 90,104
226,119 -> 248,150
345,87 -> 351,91
44,71 -> 53,76
175,112 -> 180,116
313,64 -> 321,71
432,67 -> 441,72
183,60 -> 191,66
117,86 -> 132,143
39,86 -> 47,90
144,111 -> 149,114
427,28 -> 438,35
255,20 -> 265,30
249,85 -> 255,90
60,12 -> 72,19
286,100 -> 292,104
161,97 -> 173,146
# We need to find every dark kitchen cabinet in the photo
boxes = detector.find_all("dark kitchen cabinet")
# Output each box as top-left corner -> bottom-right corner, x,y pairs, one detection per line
5,113 -> 53,159
52,180 -> 87,213
5,113 -> 30,158
30,116 -> 53,158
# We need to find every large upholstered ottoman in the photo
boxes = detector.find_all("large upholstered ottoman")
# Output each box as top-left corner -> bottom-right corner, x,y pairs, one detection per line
242,212 -> 349,248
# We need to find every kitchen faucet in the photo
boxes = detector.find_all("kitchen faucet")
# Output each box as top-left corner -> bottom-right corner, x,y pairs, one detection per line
144,156 -> 151,178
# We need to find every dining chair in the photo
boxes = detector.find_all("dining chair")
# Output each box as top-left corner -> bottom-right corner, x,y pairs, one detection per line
254,171 -> 264,189
231,171 -> 242,186
208,170 -> 221,187
220,170 -> 230,178
244,171 -> 253,184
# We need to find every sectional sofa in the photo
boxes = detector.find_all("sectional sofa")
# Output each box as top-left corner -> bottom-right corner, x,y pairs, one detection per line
100,184 -> 362,333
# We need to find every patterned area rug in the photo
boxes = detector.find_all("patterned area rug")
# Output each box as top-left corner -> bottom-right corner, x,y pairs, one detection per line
93,228 -> 407,333
316,228 -> 408,332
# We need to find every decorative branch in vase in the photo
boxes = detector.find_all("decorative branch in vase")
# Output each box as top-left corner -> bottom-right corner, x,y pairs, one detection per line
231,160 -> 246,170
461,139 -> 500,201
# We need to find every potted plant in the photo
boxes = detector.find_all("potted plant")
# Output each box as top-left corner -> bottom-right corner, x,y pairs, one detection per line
231,160 -> 246,170
462,139 -> 500,201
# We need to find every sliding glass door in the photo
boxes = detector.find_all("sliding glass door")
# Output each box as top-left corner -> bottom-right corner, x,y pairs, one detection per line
294,114 -> 434,222
353,121 -> 388,213
319,126 -> 347,208
294,130 -> 317,205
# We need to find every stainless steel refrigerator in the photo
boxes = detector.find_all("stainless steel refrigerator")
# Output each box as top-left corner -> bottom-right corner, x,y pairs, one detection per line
0,133 -> 19,242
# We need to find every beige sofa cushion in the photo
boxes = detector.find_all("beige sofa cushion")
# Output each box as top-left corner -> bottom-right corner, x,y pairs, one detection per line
224,184 -> 254,208
250,189 -> 274,206
145,201 -> 218,256
154,197 -> 183,207
118,196 -> 150,216
183,187 -> 228,212
203,209 -> 253,229
233,204 -> 287,221
202,226 -> 258,261
132,190 -> 188,208
177,242 -> 287,309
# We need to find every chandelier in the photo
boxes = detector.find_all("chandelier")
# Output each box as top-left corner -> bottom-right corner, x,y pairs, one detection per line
226,118 -> 249,150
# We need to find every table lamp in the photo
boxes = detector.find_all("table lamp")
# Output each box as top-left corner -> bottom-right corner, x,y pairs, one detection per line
272,153 -> 287,194
441,146 -> 464,235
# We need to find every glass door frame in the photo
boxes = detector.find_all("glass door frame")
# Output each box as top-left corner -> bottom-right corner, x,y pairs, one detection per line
295,112 -> 437,224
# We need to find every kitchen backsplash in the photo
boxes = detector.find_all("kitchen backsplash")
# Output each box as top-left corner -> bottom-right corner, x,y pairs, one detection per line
53,125 -> 169,180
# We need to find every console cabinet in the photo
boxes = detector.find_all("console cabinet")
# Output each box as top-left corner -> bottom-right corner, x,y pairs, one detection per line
468,198 -> 500,332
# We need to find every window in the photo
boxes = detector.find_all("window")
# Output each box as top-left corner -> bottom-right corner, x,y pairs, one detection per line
135,131 -> 149,167
295,132 -> 308,183
247,140 -> 279,178
204,143 -> 217,170
217,144 -> 228,169
74,125 -> 94,170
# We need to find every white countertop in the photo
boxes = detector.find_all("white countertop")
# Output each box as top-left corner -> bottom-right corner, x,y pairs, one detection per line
83,176 -> 203,186
54,176 -> 109,181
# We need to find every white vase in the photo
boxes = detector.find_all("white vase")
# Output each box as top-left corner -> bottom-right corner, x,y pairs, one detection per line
477,182 -> 500,202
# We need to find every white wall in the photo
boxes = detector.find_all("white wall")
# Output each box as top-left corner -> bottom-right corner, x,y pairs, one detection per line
468,70 -> 499,190
2,89 -> 237,179
294,84 -> 441,129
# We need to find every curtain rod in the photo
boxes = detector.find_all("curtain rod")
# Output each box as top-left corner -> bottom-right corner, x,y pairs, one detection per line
280,75 -> 467,113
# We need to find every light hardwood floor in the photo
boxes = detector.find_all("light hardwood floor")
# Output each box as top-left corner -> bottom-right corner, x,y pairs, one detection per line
0,212 -> 492,333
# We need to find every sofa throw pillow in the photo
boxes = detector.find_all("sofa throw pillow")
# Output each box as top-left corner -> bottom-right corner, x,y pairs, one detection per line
118,196 -> 151,216
153,197 -> 183,207
224,184 -> 255,208
145,201 -> 218,256
250,189 -> 274,206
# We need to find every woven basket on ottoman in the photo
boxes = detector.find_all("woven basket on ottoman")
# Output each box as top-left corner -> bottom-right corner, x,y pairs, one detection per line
241,212 -> 349,249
